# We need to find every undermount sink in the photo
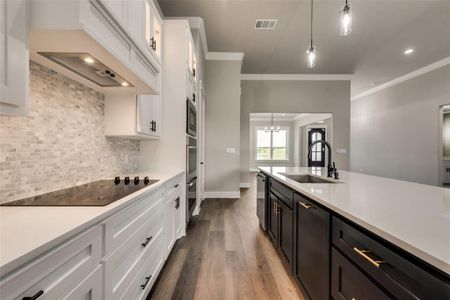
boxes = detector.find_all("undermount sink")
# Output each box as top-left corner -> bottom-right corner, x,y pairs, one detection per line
282,174 -> 337,184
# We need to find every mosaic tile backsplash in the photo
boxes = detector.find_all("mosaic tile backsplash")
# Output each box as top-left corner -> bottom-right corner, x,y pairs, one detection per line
0,62 -> 140,203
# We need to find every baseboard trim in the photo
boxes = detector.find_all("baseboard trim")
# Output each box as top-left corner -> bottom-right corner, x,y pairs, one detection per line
239,182 -> 250,188
203,191 -> 241,199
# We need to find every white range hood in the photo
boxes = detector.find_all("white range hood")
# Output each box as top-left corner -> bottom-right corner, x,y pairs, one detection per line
29,0 -> 160,95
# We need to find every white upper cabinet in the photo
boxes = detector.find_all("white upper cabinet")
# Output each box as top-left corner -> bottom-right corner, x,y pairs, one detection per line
144,0 -> 163,61
104,93 -> 161,139
100,0 -> 126,24
29,0 -> 163,95
137,94 -> 161,137
0,0 -> 29,116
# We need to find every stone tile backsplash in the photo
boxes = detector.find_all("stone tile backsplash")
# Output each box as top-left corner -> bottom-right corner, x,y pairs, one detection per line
0,62 -> 139,203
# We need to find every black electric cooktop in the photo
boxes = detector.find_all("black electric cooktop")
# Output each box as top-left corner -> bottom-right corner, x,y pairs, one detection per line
0,177 -> 159,206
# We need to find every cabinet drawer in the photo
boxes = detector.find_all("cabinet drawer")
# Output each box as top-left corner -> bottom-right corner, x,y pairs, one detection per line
165,174 -> 184,199
122,233 -> 166,300
269,178 -> 293,208
332,217 -> 450,299
332,248 -> 390,300
1,226 -> 102,300
64,265 -> 103,300
103,207 -> 164,300
103,187 -> 164,255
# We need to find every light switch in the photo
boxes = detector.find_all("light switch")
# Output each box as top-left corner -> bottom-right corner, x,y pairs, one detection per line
226,147 -> 236,153
336,148 -> 347,154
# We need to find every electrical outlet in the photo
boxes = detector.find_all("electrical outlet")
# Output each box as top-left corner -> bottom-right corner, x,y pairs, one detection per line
226,147 -> 236,153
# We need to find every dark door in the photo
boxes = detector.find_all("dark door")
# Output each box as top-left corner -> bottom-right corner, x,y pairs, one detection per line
278,200 -> 294,266
268,193 -> 278,245
296,195 -> 330,300
308,128 -> 326,167
331,248 -> 390,300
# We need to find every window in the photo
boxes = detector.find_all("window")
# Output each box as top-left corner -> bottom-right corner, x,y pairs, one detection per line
256,128 -> 288,160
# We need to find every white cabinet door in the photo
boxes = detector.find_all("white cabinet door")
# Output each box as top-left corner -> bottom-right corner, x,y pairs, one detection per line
100,0 -> 126,24
0,0 -> 29,115
127,0 -> 144,43
136,94 -> 161,137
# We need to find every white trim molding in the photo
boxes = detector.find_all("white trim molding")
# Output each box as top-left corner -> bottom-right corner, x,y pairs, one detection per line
206,52 -> 245,61
241,74 -> 353,81
239,182 -> 250,188
352,57 -> 450,101
203,191 -> 241,199
185,17 -> 209,58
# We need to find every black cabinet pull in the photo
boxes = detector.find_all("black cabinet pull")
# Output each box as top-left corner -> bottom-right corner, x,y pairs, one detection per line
141,275 -> 152,289
141,236 -> 153,247
23,290 -> 44,300
150,37 -> 156,51
174,184 -> 179,188
192,68 -> 196,78
175,197 -> 180,209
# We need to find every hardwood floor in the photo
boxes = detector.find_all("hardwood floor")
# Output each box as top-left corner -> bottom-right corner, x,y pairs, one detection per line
148,174 -> 305,300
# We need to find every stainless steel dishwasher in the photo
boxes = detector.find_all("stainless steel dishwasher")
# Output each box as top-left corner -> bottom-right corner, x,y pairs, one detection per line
256,172 -> 268,231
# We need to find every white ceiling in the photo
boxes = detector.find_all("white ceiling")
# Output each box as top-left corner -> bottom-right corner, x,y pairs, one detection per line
158,0 -> 450,95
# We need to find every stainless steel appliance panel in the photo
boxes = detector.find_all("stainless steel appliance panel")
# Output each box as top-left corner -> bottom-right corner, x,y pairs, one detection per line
256,172 -> 268,231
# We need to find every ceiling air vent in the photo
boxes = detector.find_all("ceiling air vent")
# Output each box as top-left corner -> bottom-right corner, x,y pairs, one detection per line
255,19 -> 278,30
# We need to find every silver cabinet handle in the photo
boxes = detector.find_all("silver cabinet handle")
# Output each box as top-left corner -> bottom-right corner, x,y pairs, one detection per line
299,201 -> 312,209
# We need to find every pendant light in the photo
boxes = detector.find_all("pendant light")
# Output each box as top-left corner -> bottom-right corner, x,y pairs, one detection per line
340,0 -> 352,36
265,113 -> 280,133
306,0 -> 316,68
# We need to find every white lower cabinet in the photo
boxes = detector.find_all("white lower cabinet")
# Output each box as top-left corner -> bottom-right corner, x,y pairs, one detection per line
0,226 -> 102,300
103,203 -> 164,299
64,266 -> 103,300
121,233 -> 165,300
0,173 -> 185,300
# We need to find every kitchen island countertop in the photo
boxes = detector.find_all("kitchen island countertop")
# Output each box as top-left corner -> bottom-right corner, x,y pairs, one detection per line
258,166 -> 450,275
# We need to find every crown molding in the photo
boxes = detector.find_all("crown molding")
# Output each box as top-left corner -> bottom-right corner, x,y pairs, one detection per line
352,56 -> 450,101
206,52 -> 245,61
241,74 -> 353,81
185,17 -> 209,59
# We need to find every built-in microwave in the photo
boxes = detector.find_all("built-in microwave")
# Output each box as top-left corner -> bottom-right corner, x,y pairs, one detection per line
186,98 -> 197,137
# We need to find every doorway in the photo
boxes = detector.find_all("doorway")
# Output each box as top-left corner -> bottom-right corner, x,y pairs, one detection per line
308,128 -> 326,167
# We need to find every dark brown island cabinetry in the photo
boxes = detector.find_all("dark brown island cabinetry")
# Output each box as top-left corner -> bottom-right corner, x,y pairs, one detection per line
268,179 -> 294,268
264,175 -> 450,300
295,194 -> 330,300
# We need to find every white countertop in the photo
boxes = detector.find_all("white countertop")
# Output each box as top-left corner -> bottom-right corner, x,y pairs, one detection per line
258,167 -> 450,275
0,170 -> 185,276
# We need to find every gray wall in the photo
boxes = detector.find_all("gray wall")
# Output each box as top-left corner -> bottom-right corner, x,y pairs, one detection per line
351,65 -> 450,186
249,120 -> 296,169
241,80 -> 351,184
204,60 -> 242,193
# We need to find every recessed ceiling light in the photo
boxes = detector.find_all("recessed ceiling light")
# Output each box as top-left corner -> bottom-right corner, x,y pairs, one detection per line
84,57 -> 95,64
121,82 -> 129,87
404,48 -> 414,55
282,114 -> 286,116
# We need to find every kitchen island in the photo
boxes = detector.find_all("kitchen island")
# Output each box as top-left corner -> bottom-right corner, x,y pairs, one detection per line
258,166 -> 450,300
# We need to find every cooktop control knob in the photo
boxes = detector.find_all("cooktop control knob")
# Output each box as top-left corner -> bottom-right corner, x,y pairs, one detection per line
114,177 -> 120,185
144,176 -> 150,184
124,176 -> 130,185
134,176 -> 140,185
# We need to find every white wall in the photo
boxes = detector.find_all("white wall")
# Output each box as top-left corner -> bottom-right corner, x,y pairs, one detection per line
351,64 -> 450,186
249,120 -> 296,170
240,80 -> 351,184
204,59 -> 242,196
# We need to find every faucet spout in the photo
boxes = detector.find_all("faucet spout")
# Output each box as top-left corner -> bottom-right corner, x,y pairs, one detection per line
308,140 -> 337,178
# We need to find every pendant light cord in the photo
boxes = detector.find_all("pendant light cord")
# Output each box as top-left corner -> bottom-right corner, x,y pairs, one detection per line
310,0 -> 314,47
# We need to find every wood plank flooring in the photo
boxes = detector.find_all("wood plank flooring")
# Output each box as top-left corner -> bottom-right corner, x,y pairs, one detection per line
148,174 -> 305,300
